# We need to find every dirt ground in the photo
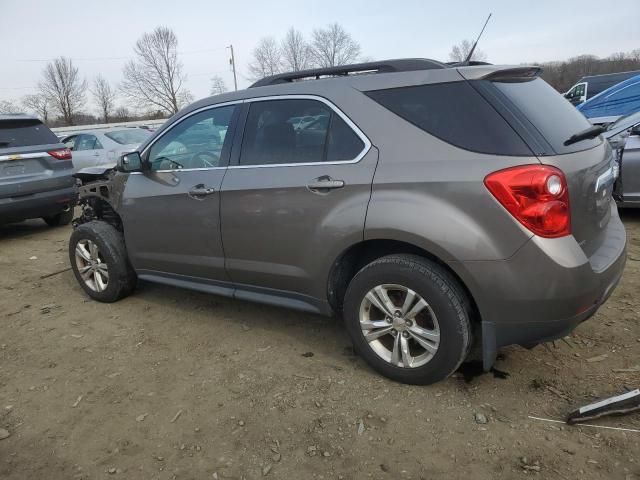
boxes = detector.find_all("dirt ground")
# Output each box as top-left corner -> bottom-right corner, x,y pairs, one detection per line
1,211 -> 639,480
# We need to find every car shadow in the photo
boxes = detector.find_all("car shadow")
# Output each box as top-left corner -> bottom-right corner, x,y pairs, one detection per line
0,219 -> 59,241
619,207 -> 640,223
130,279 -> 501,384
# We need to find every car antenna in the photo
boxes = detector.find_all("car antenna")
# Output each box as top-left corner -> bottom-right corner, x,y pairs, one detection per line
462,13 -> 492,66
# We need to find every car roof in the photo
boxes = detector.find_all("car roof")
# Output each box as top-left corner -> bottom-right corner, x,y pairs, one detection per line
61,127 -> 144,137
578,74 -> 640,111
180,61 -> 531,116
0,113 -> 40,122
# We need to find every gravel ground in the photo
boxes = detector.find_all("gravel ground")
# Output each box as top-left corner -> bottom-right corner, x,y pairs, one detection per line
1,210 -> 639,480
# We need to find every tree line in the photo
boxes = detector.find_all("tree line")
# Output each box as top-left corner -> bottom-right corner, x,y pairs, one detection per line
246,23 -> 362,80
536,49 -> 640,92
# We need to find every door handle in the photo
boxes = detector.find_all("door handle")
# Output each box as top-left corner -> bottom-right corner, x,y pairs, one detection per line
188,184 -> 216,199
306,176 -> 345,193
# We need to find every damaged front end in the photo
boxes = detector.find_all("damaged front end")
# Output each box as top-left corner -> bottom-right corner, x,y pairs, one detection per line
72,166 -> 127,230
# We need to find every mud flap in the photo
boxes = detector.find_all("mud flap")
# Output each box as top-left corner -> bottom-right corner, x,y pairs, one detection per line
481,321 -> 498,372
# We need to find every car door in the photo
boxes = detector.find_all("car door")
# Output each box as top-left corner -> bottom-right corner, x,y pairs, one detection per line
66,134 -> 103,171
119,103 -> 240,287
622,130 -> 640,203
220,96 -> 377,308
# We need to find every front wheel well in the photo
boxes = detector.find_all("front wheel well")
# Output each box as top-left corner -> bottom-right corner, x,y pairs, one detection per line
327,239 -> 480,323
75,196 -> 123,232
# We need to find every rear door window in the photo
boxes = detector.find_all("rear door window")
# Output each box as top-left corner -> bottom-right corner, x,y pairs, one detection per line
491,78 -> 601,154
239,99 -> 365,166
0,118 -> 59,149
75,134 -> 103,151
365,82 -> 533,156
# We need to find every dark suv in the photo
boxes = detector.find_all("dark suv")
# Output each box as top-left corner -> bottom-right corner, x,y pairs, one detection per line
68,59 -> 626,385
0,114 -> 76,226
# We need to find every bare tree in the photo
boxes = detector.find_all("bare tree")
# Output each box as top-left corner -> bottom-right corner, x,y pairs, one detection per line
281,28 -> 312,72
448,39 -> 487,63
91,75 -> 116,123
38,56 -> 87,125
0,99 -> 20,114
121,26 -> 192,115
310,23 -> 361,68
113,106 -> 131,122
21,94 -> 49,122
247,37 -> 282,80
210,76 -> 228,96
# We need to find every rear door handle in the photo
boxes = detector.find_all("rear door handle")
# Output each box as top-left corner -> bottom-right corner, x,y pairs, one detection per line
306,177 -> 345,193
188,184 -> 216,199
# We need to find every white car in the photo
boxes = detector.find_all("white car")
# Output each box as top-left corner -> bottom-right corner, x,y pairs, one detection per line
61,127 -> 151,171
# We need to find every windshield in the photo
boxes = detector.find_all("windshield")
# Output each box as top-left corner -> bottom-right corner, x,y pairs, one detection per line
490,78 -> 601,154
104,129 -> 151,145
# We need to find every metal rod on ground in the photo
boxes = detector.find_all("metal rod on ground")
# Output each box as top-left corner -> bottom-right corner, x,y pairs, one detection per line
228,45 -> 238,91
40,266 -> 72,279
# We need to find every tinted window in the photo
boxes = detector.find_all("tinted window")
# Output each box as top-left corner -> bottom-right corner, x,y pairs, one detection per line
148,105 -> 236,171
366,82 -> 532,156
239,99 -> 365,166
105,129 -> 151,145
327,114 -> 364,161
492,78 -> 601,154
0,118 -> 59,148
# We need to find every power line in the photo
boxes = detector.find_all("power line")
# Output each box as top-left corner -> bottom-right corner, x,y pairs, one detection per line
11,46 -> 229,63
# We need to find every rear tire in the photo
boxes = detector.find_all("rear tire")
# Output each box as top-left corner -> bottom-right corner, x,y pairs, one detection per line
43,209 -> 73,227
343,254 -> 472,385
69,221 -> 137,302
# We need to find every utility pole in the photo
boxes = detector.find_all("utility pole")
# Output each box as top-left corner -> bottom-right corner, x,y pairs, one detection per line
228,45 -> 238,91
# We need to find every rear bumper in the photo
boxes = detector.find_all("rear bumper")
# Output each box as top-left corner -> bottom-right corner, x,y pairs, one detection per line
0,185 -> 77,223
454,204 -> 627,370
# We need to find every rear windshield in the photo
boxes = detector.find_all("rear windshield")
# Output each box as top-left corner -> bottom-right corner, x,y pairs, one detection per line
365,82 -> 533,156
104,129 -> 151,145
0,118 -> 59,148
490,78 -> 601,154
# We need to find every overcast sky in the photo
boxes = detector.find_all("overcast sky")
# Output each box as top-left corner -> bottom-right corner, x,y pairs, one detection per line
1,0 -> 639,115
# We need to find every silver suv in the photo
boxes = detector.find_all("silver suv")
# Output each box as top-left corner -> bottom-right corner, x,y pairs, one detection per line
68,59 -> 626,385
1,114 -> 76,226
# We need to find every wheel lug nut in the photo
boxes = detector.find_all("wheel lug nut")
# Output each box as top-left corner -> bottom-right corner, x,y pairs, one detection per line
405,320 -> 412,326
402,332 -> 409,338
386,317 -> 392,323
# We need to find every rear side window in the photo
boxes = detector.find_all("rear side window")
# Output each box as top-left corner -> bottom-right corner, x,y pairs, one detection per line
239,99 -> 365,166
365,82 -> 532,156
0,118 -> 59,148
492,78 -> 601,154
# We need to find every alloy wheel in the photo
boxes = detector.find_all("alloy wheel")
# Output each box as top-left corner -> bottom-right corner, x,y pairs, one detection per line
359,284 -> 440,368
74,239 -> 109,292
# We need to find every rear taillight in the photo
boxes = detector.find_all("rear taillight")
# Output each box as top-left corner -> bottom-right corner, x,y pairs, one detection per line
484,165 -> 571,238
47,148 -> 72,160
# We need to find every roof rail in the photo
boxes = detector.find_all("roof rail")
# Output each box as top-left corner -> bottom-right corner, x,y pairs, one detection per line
249,58 -> 447,88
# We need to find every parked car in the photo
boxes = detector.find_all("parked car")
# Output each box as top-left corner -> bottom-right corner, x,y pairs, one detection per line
67,59 -> 626,385
60,127 -> 151,171
577,74 -> 640,123
605,111 -> 640,208
564,70 -> 640,106
0,114 -> 76,226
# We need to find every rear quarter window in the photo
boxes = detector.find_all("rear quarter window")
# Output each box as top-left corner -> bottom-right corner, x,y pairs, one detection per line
365,81 -> 533,156
0,118 -> 59,148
